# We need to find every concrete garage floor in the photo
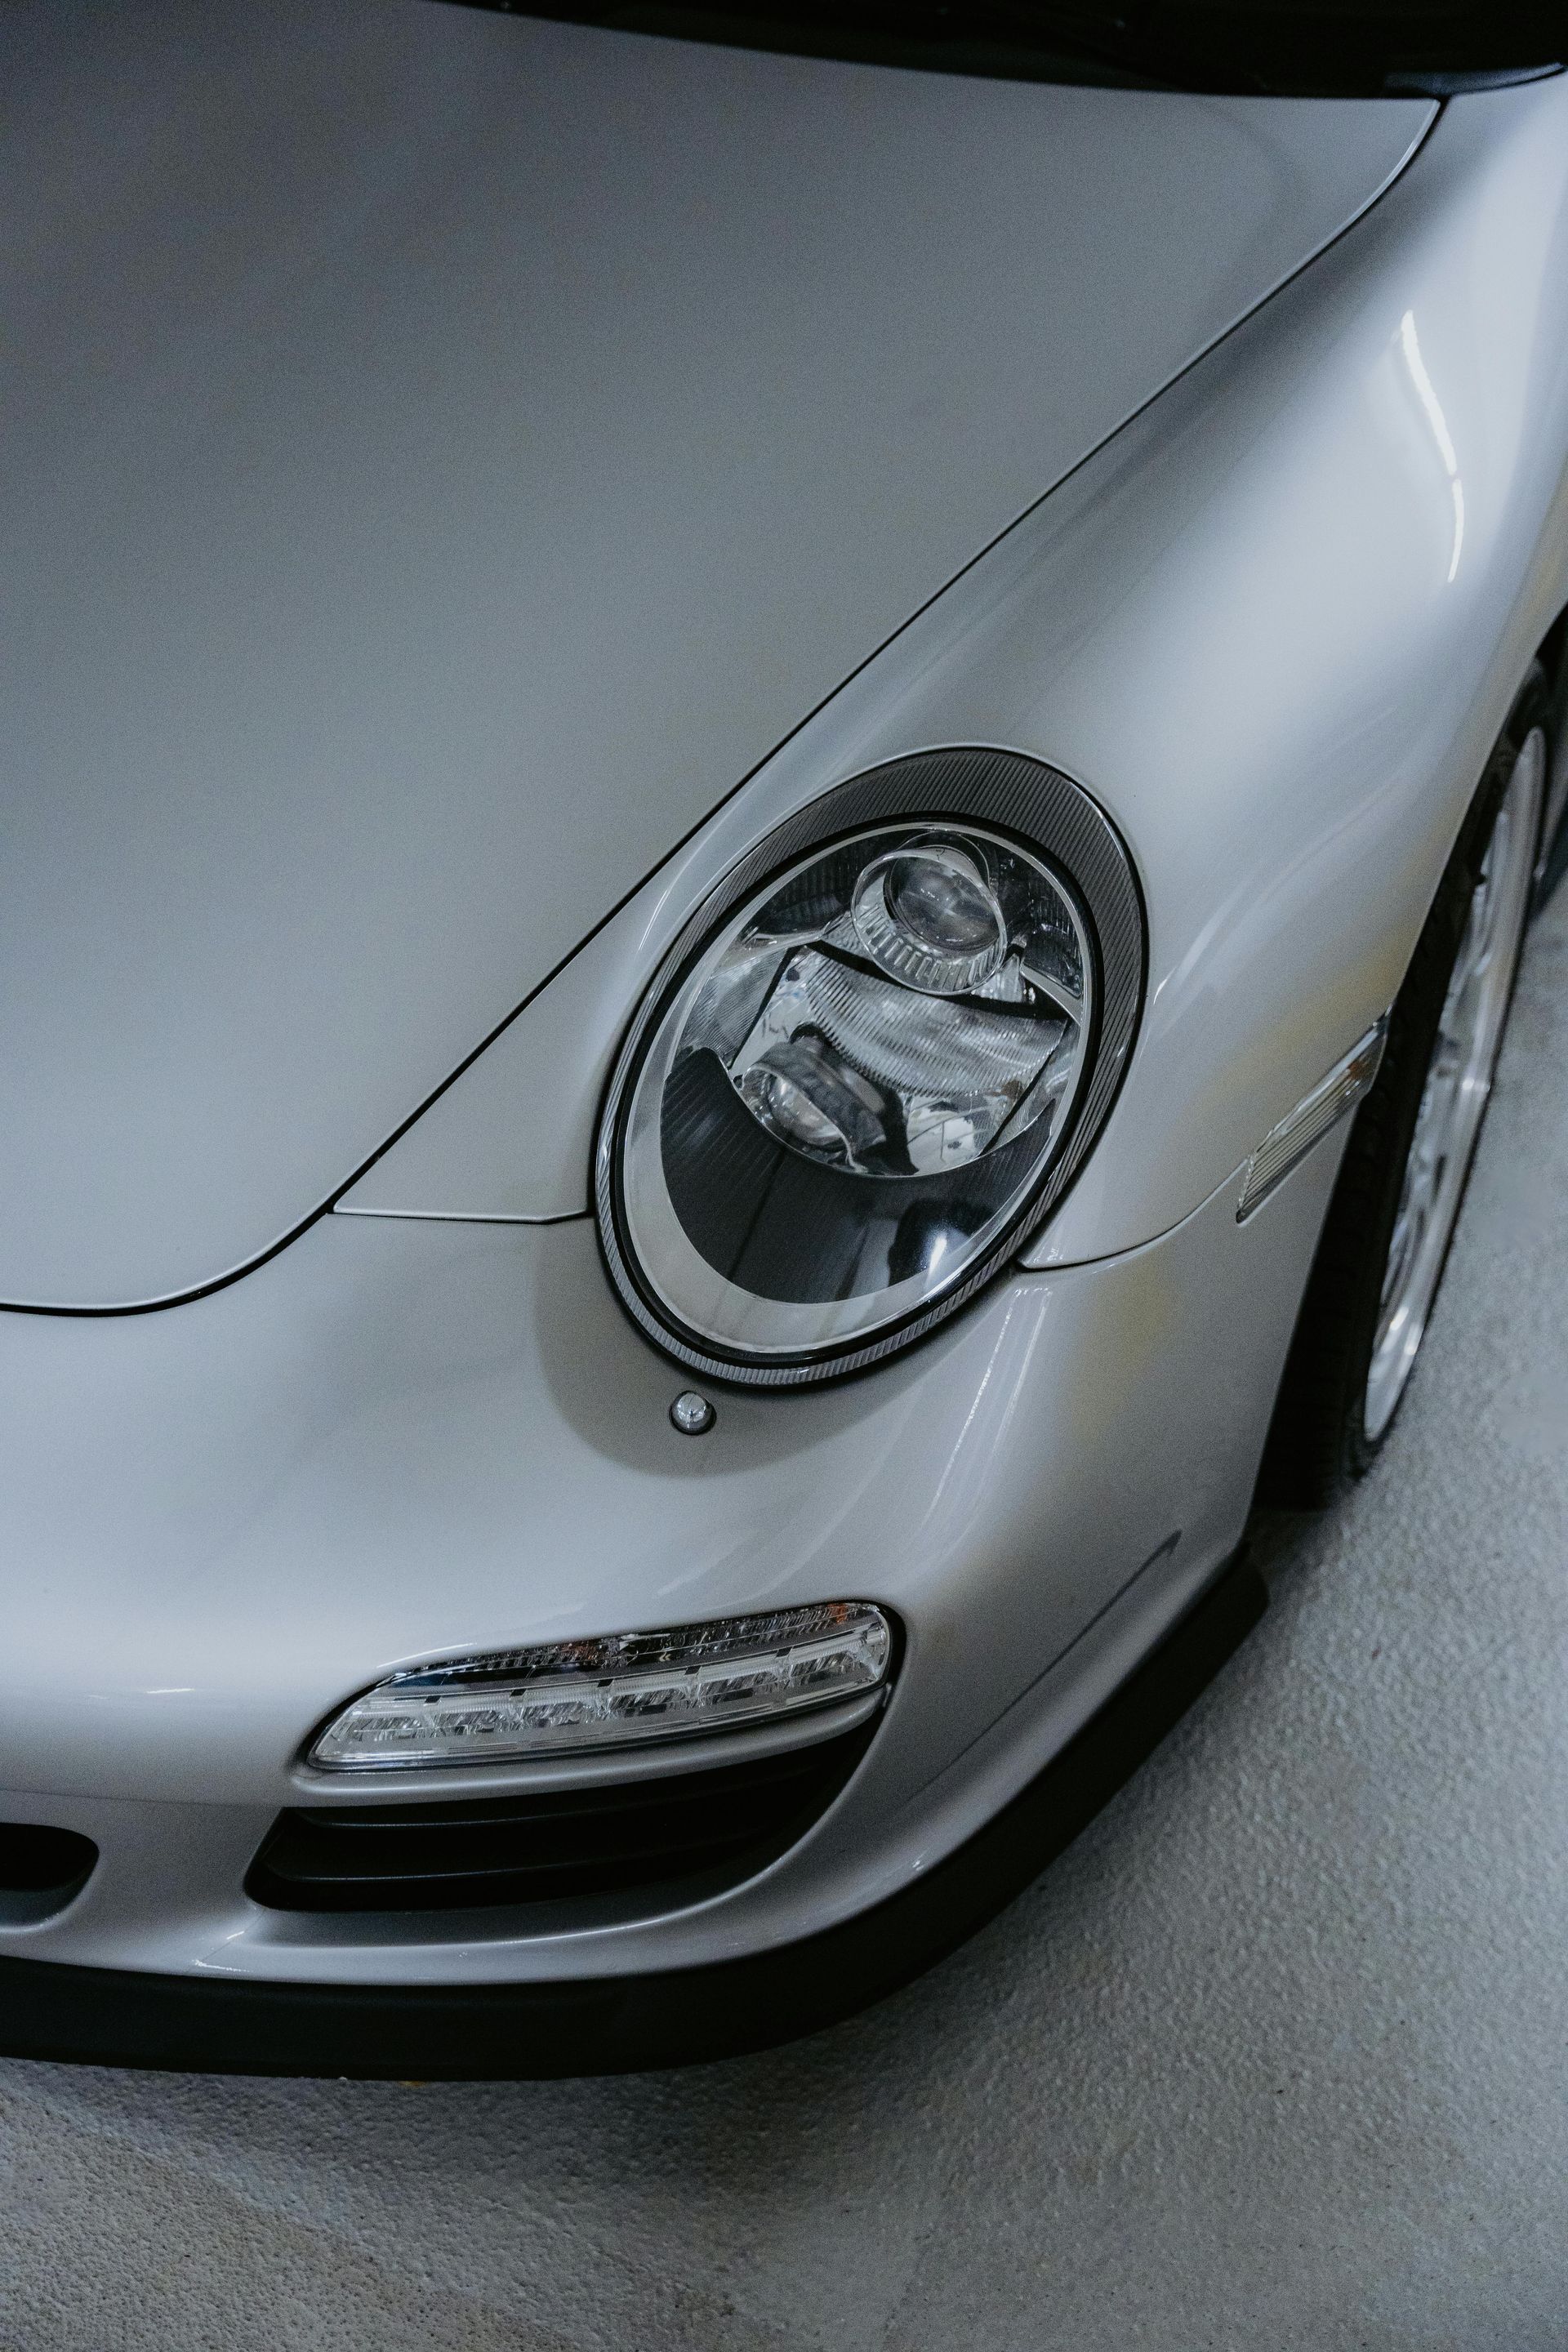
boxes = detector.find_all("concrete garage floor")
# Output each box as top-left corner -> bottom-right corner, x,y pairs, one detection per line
2,891 -> 1565,2352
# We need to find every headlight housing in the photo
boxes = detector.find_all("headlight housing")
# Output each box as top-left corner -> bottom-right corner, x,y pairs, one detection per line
596,750 -> 1143,1385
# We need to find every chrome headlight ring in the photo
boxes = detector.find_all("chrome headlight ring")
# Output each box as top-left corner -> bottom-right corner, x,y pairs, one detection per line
595,749 -> 1144,1388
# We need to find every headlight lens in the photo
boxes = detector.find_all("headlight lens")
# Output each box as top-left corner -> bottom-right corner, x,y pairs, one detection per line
597,751 -> 1143,1385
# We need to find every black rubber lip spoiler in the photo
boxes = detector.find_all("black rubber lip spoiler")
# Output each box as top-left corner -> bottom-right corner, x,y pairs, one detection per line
0,1552 -> 1264,2079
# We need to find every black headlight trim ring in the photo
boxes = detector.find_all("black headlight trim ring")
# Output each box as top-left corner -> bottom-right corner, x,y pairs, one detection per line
595,746 -> 1146,1388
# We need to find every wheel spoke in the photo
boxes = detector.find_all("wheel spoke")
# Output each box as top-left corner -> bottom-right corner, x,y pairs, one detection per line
1361,730 -> 1545,1442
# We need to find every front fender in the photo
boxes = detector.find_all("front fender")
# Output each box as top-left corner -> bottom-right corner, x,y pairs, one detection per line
341,77 -> 1568,1269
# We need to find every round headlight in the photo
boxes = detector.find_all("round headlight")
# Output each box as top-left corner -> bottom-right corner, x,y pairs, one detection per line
596,750 -> 1143,1385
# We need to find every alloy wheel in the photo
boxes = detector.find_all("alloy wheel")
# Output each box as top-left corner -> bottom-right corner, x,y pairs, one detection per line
1361,728 -> 1546,1441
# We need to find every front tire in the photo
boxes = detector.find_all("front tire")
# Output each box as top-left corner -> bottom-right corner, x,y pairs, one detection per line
1259,671 -> 1548,1508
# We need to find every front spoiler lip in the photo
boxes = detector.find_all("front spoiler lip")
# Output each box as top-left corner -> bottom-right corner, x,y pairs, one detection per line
0,1553 -> 1264,2079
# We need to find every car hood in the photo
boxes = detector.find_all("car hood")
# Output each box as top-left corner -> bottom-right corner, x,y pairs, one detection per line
0,0 -> 1431,1307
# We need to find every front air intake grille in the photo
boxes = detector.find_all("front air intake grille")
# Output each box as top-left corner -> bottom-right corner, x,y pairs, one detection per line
246,1717 -> 875,1915
0,1823 -> 98,1926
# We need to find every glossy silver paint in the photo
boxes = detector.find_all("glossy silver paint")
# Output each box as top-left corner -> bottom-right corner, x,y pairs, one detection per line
345,76 -> 1568,1284
0,1141 -> 1339,1981
2,16 -> 1566,2002
0,0 -> 1429,1308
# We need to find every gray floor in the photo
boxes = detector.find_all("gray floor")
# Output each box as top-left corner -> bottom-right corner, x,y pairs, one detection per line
3,893 -> 1566,2352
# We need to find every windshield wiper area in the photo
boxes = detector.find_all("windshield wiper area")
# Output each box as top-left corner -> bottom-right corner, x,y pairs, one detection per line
457,2 -> 1566,99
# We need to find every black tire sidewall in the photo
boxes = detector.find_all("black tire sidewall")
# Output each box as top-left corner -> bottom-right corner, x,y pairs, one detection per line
1258,666 -> 1549,1505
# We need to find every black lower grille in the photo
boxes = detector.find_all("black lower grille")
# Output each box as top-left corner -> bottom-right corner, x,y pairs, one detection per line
0,1824 -> 97,1926
246,1717 -> 875,1915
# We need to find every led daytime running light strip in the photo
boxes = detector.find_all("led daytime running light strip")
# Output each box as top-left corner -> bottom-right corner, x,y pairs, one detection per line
310,1601 -> 892,1770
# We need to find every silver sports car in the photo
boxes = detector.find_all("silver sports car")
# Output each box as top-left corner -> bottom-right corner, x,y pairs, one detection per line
4,0 -> 1566,2074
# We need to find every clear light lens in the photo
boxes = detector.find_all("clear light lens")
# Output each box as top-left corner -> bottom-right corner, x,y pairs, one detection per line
611,823 -> 1094,1361
852,842 -> 1009,994
310,1601 -> 891,1771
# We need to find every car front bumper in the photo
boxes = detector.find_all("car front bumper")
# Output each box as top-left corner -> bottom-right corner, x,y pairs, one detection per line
0,1132 -> 1341,2063
0,1551 -> 1264,2076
